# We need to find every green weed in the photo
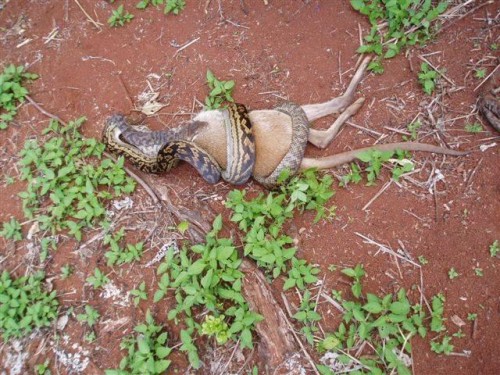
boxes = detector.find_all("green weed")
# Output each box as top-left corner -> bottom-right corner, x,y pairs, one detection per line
351,0 -> 447,73
226,170 -> 334,279
0,270 -> 59,340
130,281 -> 148,306
0,217 -> 22,241
293,290 -> 321,345
283,257 -> 320,291
153,215 -> 263,368
136,0 -> 186,15
0,64 -> 38,130
108,5 -> 134,27
327,267 -> 427,374
201,314 -> 230,344
205,70 -> 235,109
103,228 -> 144,266
17,118 -> 135,241
35,360 -> 51,375
341,149 -> 413,186
490,240 -> 499,257
474,68 -> 486,79
106,310 -> 172,374
418,255 -> 428,265
86,268 -> 110,289
418,62 -> 439,95
60,264 -> 73,280
466,313 -> 477,321
447,267 -> 459,280
77,305 -> 100,327
464,122 -> 483,133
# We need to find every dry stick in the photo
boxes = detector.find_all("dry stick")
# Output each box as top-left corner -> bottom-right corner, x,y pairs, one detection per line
418,55 -> 456,86
474,64 -> 499,92
362,180 -> 392,211
173,37 -> 200,57
279,296 -> 321,375
464,157 -> 483,192
354,233 -> 420,268
440,0 -> 494,33
73,0 -> 102,30
25,95 -> 161,205
320,292 -> 344,313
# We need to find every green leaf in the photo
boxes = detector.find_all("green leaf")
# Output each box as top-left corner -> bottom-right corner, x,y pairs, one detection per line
187,260 -> 206,275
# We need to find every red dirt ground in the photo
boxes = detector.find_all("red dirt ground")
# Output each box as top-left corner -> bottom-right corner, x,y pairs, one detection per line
1,1 -> 499,374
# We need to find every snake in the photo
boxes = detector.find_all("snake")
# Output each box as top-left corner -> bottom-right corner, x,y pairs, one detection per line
253,102 -> 309,188
102,103 -> 255,185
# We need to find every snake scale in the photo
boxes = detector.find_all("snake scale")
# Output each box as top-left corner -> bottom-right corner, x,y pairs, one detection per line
103,102 -> 309,187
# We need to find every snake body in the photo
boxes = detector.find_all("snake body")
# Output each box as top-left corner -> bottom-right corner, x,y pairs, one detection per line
254,102 -> 309,188
103,103 -> 256,185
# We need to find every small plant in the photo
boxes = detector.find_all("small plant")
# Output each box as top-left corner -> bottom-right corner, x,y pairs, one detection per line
403,120 -> 421,141
430,293 -> 445,332
0,64 -> 38,130
293,289 -> 321,345
165,0 -> 185,14
418,255 -> 428,265
108,5 -> 134,27
77,305 -> 100,327
453,330 -> 465,338
0,217 -> 22,241
430,335 -> 454,354
418,62 -> 439,95
489,240 -> 499,257
351,0 -> 448,73
35,360 -> 51,375
201,314 -> 230,344
447,267 -> 459,280
136,0 -> 186,15
467,313 -> 477,321
18,118 -> 135,241
474,68 -> 486,79
130,281 -> 148,306
153,216 -> 262,368
86,268 -> 110,289
341,149 -> 413,186
341,264 -> 365,298
60,264 -> 73,280
325,267 -> 429,374
104,228 -> 144,266
464,122 -> 483,133
474,268 -> 483,277
0,270 -> 59,340
106,310 -> 172,375
283,257 -> 320,291
177,220 -> 189,234
205,70 -> 235,109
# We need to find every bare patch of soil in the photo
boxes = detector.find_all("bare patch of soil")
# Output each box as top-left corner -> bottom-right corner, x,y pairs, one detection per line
1,1 -> 499,374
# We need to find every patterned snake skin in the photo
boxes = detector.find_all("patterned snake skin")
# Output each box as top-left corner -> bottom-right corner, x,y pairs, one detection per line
102,103 -> 255,185
253,102 -> 309,188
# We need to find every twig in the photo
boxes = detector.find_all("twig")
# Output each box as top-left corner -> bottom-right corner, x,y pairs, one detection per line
474,64 -> 499,92
173,37 -> 200,57
418,55 -> 456,86
220,340 -> 241,374
279,300 -> 321,375
464,157 -> 483,192
354,232 -> 421,268
73,0 -> 102,30
320,292 -> 344,313
362,180 -> 392,211
204,0 -> 212,13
